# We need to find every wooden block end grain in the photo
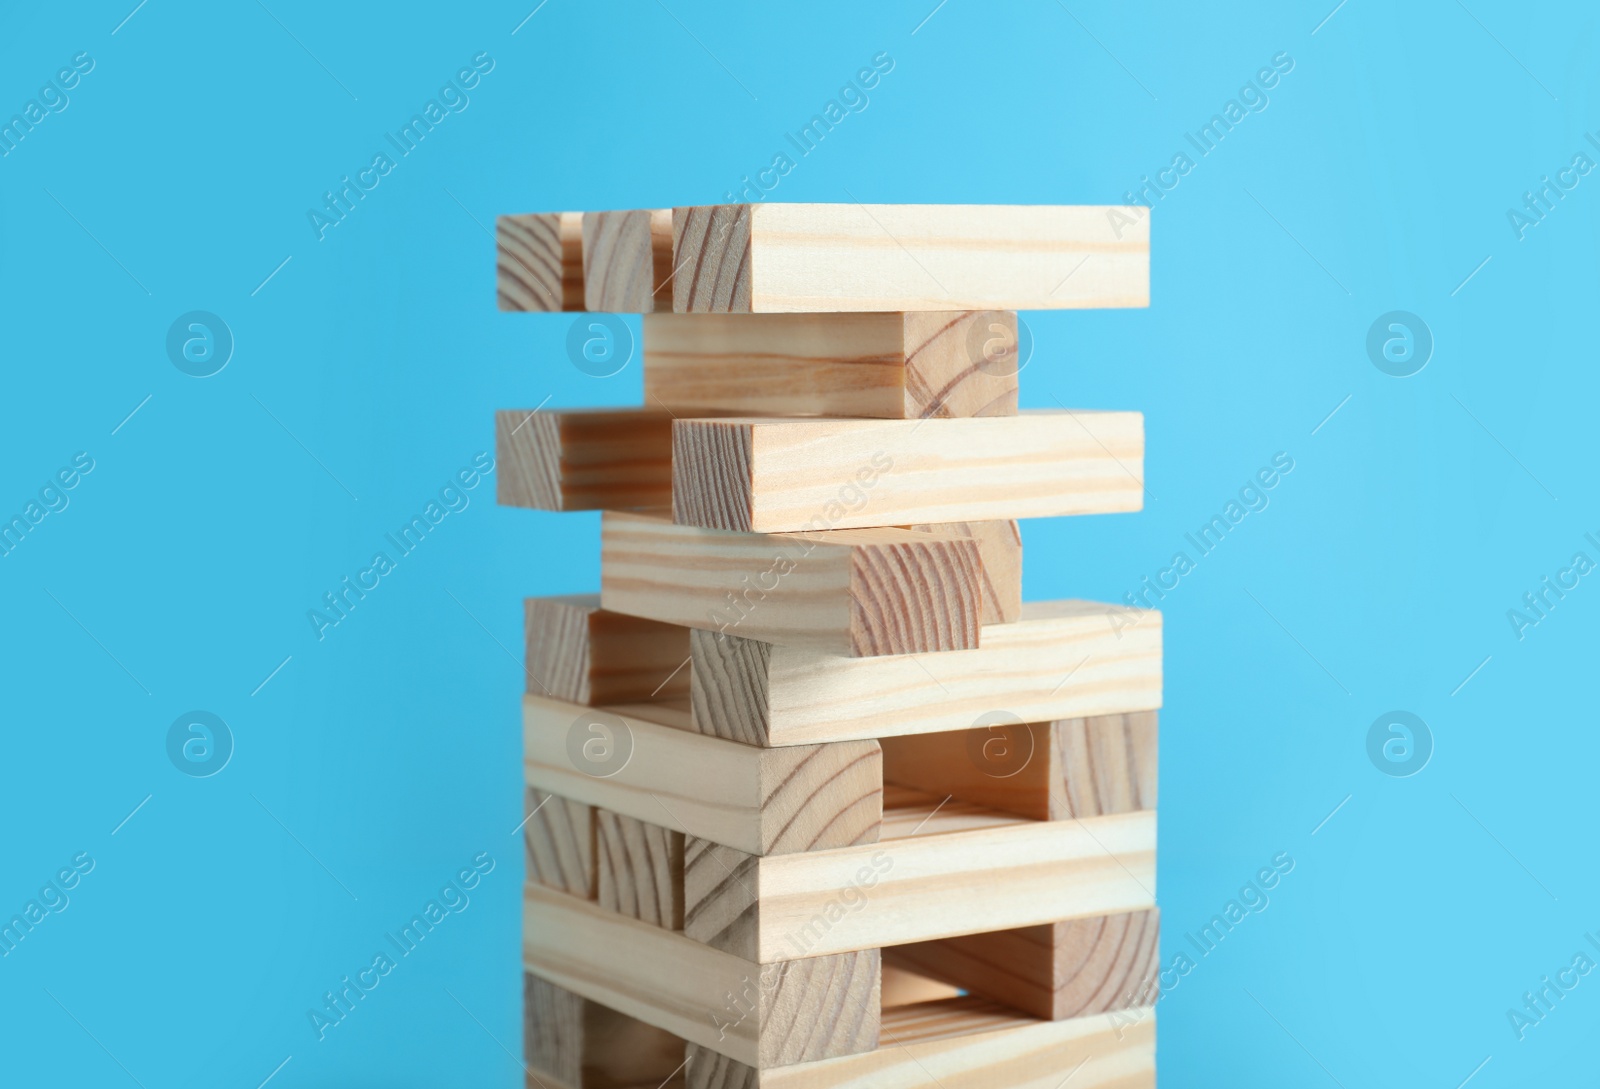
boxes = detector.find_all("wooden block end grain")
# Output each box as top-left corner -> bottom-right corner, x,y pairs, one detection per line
524,787 -> 596,899
584,208 -> 674,312
497,408 -> 673,512
524,972 -> 686,1089
673,204 -> 752,313
524,594 -> 690,705
597,811 -> 685,930
498,212 -> 583,312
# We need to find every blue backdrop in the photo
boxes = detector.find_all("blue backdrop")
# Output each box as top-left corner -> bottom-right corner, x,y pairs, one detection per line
2,1 -> 1595,1085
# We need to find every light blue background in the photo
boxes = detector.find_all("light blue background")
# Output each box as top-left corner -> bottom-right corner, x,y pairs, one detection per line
2,1 -> 1595,1085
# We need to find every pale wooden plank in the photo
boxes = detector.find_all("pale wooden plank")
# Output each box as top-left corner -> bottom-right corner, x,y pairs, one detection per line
523,694 -> 881,856
496,408 -> 673,512
641,312 -> 1018,419
524,972 -> 687,1089
525,594 -> 691,705
671,411 -> 1143,533
584,208 -> 673,312
524,787 -> 595,899
498,212 -> 583,312
683,810 -> 1156,962
690,601 -> 1162,747
879,712 -> 1157,821
884,909 -> 1161,1021
671,204 -> 1149,313
524,882 -> 879,1068
600,511 -> 982,658
685,1004 -> 1155,1089
597,810 -> 685,930
905,521 -> 1019,625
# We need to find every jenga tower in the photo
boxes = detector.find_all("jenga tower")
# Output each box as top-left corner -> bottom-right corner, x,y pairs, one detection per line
496,203 -> 1160,1088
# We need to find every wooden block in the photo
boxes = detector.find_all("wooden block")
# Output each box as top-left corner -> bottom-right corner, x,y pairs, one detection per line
641,311 -> 1018,419
597,811 -> 685,930
584,208 -> 674,312
524,787 -> 595,899
907,521 -> 1020,625
884,909 -> 1161,1022
671,204 -> 1150,313
690,601 -> 1162,747
524,972 -> 686,1089
497,408 -> 673,512
671,411 -> 1143,533
683,805 -> 1156,962
498,212 -> 583,312
685,1001 -> 1155,1089
524,882 -> 880,1068
600,511 -> 982,658
880,964 -> 964,1008
879,711 -> 1158,821
524,694 -> 881,856
525,594 -> 690,705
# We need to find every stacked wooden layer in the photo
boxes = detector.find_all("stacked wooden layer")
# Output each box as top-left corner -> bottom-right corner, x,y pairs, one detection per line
498,203 -> 1161,1089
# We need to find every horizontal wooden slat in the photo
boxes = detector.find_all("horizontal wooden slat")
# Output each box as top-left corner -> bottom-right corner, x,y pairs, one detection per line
685,808 -> 1156,962
671,204 -> 1149,313
671,411 -> 1143,533
523,694 -> 881,856
524,882 -> 879,1068
600,511 -> 982,658
642,311 -> 1018,419
690,601 -> 1162,747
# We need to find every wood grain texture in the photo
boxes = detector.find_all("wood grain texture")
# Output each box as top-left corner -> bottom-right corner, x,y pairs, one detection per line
497,408 -> 673,512
690,601 -> 1162,747
498,212 -> 583,312
670,203 -> 1150,314
670,411 -> 1144,533
641,312 -> 1018,419
524,787 -> 596,899
884,909 -> 1161,1022
524,972 -> 687,1089
683,807 -> 1156,963
584,209 -> 674,312
906,521 -> 1019,625
597,811 -> 685,930
879,711 -> 1157,821
600,511 -> 982,658
524,881 -> 880,1068
524,694 -> 881,856
525,594 -> 691,705
685,1002 -> 1155,1089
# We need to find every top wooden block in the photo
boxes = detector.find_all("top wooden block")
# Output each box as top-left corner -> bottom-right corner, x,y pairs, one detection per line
497,204 -> 1149,313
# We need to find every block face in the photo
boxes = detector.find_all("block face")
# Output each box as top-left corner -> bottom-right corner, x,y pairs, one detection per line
600,512 -> 982,657
758,949 -> 880,1066
498,212 -> 582,312
1053,710 -> 1158,818
683,837 -> 760,958
640,312 -> 1018,420
524,972 -> 687,1089
671,203 -> 1149,313
524,972 -> 585,1086
597,811 -> 685,930
524,788 -> 596,899
524,595 -> 690,705
497,408 -> 674,512
584,209 -> 673,312
907,520 -> 1020,625
690,602 -> 1163,747
757,742 -> 882,854
671,412 -> 1144,534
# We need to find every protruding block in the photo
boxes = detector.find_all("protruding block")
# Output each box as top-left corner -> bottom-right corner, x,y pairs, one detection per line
498,212 -> 583,312
601,511 -> 982,658
597,811 -> 685,930
584,209 -> 673,312
497,408 -> 673,512
690,601 -> 1162,747
671,412 -> 1144,533
884,909 -> 1161,1021
907,520 -> 1020,625
683,807 -> 1156,962
523,787 -> 596,899
671,203 -> 1150,313
524,694 -> 882,856
524,882 -> 880,1067
642,311 -> 1019,419
524,972 -> 686,1089
879,711 -> 1158,820
525,594 -> 690,705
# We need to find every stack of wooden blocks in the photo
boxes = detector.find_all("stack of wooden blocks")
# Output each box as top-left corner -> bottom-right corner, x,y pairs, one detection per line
495,203 -> 1160,1088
